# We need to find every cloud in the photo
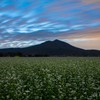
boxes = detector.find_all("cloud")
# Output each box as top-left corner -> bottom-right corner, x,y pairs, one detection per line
0,0 -> 100,50
82,0 -> 100,4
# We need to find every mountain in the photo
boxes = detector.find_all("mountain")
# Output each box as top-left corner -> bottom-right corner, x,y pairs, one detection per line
0,39 -> 100,56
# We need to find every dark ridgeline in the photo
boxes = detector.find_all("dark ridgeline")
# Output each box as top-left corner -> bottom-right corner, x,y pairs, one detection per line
0,39 -> 100,57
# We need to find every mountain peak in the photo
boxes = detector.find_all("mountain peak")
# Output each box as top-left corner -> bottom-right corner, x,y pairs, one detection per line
43,39 -> 61,44
53,39 -> 61,42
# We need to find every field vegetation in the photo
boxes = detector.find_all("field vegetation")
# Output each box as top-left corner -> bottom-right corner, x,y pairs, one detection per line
0,57 -> 100,100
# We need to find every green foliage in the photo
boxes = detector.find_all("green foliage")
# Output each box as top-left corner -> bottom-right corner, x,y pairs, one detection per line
15,56 -> 20,57
0,57 -> 100,100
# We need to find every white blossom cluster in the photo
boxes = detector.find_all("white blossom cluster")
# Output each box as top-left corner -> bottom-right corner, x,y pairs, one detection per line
0,57 -> 100,100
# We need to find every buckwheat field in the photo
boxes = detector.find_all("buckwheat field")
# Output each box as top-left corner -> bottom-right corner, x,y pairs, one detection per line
0,57 -> 100,100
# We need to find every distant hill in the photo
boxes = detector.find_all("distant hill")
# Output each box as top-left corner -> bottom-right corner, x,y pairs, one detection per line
0,39 -> 100,56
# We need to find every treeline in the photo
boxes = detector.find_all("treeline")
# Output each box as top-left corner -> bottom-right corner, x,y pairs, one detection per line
0,52 -> 22,57
0,52 -> 100,57
0,52 -> 49,57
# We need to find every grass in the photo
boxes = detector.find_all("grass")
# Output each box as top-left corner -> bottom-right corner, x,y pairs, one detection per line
0,57 -> 100,100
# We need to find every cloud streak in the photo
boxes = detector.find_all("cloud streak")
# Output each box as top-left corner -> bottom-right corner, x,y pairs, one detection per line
0,0 -> 100,50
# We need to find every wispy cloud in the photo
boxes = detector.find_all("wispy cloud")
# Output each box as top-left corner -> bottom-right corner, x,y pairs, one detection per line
0,0 -> 100,49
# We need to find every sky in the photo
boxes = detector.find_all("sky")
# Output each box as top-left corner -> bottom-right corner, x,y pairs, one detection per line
0,0 -> 100,50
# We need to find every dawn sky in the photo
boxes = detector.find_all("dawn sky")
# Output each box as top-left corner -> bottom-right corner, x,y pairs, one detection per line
0,0 -> 100,50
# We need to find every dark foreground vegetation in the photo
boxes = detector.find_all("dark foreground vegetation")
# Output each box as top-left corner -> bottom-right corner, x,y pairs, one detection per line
0,52 -> 49,57
0,52 -> 100,57
0,57 -> 100,100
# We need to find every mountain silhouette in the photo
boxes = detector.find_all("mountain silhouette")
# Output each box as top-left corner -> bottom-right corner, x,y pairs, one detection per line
0,39 -> 100,56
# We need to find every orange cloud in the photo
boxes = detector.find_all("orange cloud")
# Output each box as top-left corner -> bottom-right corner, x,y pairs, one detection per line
69,39 -> 100,50
59,26 -> 100,50
82,0 -> 100,4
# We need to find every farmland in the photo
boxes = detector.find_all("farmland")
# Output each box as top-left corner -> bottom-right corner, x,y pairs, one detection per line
0,57 -> 100,100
